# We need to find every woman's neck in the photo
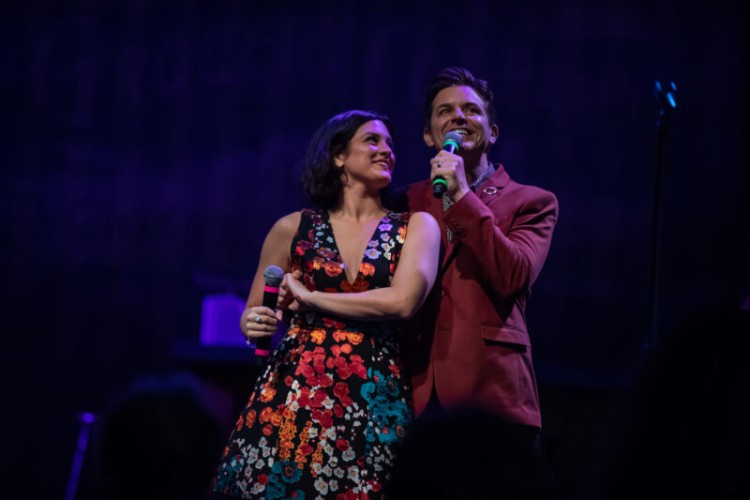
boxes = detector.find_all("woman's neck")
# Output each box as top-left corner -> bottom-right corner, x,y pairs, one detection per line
329,192 -> 386,221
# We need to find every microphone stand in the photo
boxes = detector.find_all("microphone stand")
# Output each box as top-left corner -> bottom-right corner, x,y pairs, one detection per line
645,80 -> 678,350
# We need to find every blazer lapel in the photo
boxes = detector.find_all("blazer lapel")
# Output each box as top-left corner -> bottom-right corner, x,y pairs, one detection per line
440,166 -> 509,270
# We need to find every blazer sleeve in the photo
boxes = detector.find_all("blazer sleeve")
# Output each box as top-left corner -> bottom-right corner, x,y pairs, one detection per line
443,186 -> 559,299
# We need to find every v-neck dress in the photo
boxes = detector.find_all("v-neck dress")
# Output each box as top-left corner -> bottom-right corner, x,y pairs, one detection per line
213,208 -> 413,499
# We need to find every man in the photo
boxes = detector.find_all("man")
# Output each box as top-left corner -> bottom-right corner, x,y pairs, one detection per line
400,66 -> 558,434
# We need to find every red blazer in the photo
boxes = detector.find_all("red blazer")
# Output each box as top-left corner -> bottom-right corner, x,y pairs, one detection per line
403,164 -> 558,427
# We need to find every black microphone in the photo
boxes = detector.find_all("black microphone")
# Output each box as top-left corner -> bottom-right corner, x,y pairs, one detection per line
255,265 -> 284,365
432,131 -> 463,198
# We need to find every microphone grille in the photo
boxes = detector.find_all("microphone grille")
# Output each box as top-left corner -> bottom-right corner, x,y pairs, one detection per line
443,131 -> 463,148
263,265 -> 285,286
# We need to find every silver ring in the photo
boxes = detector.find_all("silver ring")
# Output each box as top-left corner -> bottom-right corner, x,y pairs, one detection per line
253,316 -> 262,323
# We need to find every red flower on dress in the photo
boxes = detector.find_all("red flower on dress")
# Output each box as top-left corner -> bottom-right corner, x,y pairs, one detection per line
333,403 -> 344,418
297,387 -> 313,408
323,317 -> 346,329
335,438 -> 350,451
312,408 -> 333,428
333,381 -> 353,406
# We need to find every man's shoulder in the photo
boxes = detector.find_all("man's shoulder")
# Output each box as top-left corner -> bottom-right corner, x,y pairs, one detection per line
497,166 -> 557,206
406,179 -> 432,194
383,180 -> 431,211
507,179 -> 557,203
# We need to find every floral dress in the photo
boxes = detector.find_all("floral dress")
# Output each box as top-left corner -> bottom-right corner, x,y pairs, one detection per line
213,209 -> 413,499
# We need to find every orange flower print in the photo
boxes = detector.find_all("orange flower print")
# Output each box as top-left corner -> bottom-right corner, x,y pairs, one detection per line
259,406 -> 273,423
259,386 -> 276,402
323,261 -> 344,277
269,409 -> 283,427
398,224 -> 407,242
346,332 -> 364,345
243,409 -> 256,429
310,328 -> 326,344
360,262 -> 375,277
332,330 -> 363,345
340,277 -> 369,293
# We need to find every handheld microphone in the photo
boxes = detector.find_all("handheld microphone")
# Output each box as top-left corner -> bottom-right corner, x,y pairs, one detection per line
432,131 -> 463,198
255,265 -> 284,365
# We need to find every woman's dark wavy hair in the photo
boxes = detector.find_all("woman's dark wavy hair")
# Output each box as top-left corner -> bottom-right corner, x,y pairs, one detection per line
423,66 -> 496,129
301,109 -> 394,209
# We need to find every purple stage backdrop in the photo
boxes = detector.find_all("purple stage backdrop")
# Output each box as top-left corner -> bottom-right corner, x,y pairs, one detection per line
2,0 -> 747,498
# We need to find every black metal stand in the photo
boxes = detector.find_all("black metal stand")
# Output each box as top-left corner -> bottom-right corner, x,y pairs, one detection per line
645,80 -> 678,350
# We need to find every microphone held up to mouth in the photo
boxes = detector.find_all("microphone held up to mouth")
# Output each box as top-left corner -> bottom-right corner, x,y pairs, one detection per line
432,131 -> 463,198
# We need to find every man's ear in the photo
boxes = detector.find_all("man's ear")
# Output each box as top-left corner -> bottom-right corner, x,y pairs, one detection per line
423,129 -> 436,148
488,124 -> 499,146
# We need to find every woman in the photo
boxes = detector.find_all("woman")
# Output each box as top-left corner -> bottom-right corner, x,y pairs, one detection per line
212,110 -> 440,499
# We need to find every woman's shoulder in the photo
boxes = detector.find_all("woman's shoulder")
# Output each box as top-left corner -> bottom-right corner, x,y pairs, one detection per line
399,211 -> 439,235
385,210 -> 410,223
270,211 -> 303,235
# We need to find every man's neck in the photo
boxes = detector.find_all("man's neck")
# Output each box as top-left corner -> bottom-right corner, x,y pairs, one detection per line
465,155 -> 492,185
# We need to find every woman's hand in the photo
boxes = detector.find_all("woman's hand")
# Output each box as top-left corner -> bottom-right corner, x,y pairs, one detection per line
240,306 -> 278,343
276,270 -> 312,319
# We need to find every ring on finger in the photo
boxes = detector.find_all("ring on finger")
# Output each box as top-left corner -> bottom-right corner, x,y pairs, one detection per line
254,316 -> 262,323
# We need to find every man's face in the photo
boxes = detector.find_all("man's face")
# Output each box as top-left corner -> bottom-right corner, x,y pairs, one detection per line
424,85 -> 498,155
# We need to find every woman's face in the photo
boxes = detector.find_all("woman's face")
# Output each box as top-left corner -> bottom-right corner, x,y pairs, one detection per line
335,120 -> 395,189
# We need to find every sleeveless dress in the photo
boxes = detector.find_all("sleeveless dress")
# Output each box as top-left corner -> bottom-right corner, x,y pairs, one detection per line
213,209 -> 413,499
